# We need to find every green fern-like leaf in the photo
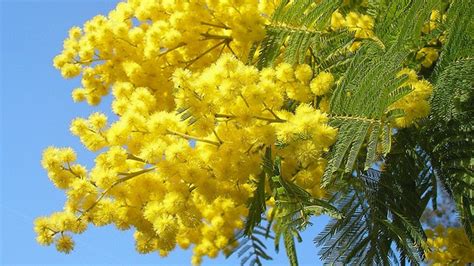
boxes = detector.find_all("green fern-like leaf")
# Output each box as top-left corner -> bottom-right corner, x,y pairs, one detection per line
425,0 -> 474,242
257,0 -> 343,68
316,160 -> 433,265
321,0 -> 438,185
227,225 -> 274,266
245,169 -> 268,236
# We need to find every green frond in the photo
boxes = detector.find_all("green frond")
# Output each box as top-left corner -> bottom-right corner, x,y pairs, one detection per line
431,58 -> 474,121
422,0 -> 474,242
257,0 -> 343,68
432,0 -> 474,79
245,170 -> 267,236
261,151 -> 341,266
317,124 -> 440,264
283,229 -> 299,266
227,225 -> 274,266
316,160 -> 432,264
322,0 -> 438,185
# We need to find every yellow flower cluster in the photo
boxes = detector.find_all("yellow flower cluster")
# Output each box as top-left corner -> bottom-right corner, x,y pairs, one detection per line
331,10 -> 375,52
36,53 -> 338,264
273,104 -> 337,196
172,54 -> 337,198
389,68 -> 433,128
417,10 -> 444,68
70,112 -> 108,151
345,12 -> 375,39
422,10 -> 442,35
425,225 -> 474,265
37,0 -> 440,263
53,0 -> 278,107
41,147 -> 87,189
34,211 -> 86,253
310,71 -> 335,96
417,47 -> 440,68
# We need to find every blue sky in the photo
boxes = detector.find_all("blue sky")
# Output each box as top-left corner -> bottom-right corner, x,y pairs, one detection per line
0,1 -> 327,265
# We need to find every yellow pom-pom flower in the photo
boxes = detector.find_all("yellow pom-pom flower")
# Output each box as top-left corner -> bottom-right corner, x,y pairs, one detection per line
310,71 -> 335,96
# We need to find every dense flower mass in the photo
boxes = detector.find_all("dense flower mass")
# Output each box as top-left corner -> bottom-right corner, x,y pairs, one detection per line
54,0 -> 278,107
425,226 -> 474,265
389,68 -> 433,128
36,50 -> 340,263
36,0 -> 453,265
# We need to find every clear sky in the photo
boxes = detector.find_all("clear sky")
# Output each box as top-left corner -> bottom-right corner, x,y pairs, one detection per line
0,1 -> 327,265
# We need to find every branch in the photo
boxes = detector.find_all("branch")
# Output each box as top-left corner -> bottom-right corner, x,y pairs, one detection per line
166,129 -> 221,146
77,167 -> 156,221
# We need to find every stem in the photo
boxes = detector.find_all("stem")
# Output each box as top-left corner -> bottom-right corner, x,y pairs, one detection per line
252,115 -> 286,123
240,94 -> 250,108
200,33 -> 232,40
46,226 -> 59,235
215,113 -> 235,119
225,42 -> 237,57
185,40 -> 226,68
62,163 -> 82,179
159,42 -> 186,57
212,129 -> 224,144
263,102 -> 286,122
127,153 -> 146,163
215,113 -> 286,123
73,58 -> 105,64
115,37 -> 137,47
77,167 -> 156,221
200,21 -> 230,29
166,129 -> 220,146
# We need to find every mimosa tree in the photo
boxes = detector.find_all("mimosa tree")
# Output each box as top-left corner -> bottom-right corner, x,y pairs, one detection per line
35,0 -> 473,265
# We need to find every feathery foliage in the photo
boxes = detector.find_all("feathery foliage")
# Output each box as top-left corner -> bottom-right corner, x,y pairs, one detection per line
257,0 -> 344,68
322,0 -> 438,185
423,0 -> 474,242
37,0 -> 474,264
227,225 -> 274,266
316,133 -> 435,265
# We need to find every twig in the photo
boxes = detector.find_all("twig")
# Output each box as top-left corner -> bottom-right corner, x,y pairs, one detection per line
166,129 -> 220,146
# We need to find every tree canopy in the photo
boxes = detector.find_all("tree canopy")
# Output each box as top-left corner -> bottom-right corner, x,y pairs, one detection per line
35,0 -> 473,265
